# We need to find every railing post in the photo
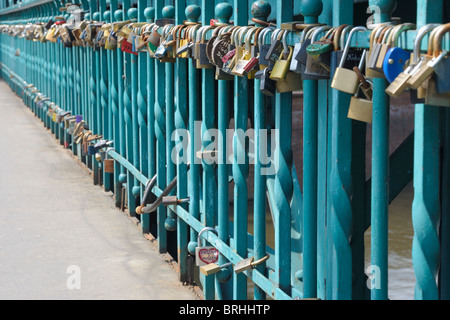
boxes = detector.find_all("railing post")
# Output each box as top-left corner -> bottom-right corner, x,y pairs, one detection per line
251,0 -> 271,301
174,0 -> 189,284
116,7 -> 127,210
145,5 -> 156,220
100,0 -> 111,192
200,0 -> 216,300
300,0 -> 323,300
232,0 -> 249,301
412,0 -> 442,301
368,0 -> 397,301
123,3 -> 138,220
216,1 -> 233,300
137,0 -> 149,233
186,4 -> 201,259
164,5 -> 177,232
154,0 -> 168,254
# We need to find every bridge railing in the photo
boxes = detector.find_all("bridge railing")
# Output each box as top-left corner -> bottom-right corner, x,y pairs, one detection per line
0,0 -> 449,301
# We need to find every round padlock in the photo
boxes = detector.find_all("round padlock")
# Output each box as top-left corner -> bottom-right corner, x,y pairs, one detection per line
383,47 -> 411,83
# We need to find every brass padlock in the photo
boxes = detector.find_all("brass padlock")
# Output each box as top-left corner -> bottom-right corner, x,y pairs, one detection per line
367,25 -> 391,77
348,83 -> 373,124
331,26 -> 367,94
234,255 -> 270,274
270,46 -> 294,81
276,71 -> 302,93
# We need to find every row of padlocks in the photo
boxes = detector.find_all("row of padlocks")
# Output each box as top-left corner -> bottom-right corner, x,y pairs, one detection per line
0,0 -> 449,301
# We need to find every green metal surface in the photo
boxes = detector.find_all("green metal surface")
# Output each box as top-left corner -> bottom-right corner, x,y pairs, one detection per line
0,0 -> 449,301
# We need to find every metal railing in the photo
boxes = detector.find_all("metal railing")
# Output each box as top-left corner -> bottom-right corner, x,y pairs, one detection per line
0,0 -> 449,301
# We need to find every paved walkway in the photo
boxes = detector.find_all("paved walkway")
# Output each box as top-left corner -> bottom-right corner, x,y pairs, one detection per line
0,81 -> 199,300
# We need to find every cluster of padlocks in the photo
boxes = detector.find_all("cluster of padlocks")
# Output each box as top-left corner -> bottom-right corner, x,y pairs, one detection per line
2,5 -> 449,130
1,0 -> 450,301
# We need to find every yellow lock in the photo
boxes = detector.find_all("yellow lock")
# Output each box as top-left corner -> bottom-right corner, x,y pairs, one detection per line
270,46 -> 293,81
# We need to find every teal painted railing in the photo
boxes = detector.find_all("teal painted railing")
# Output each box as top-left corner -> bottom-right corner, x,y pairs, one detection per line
0,0 -> 449,301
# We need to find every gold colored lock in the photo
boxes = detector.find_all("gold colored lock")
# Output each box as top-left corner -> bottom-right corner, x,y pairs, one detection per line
270,46 -> 293,81
276,71 -> 302,93
331,26 -> 367,94
348,84 -> 373,124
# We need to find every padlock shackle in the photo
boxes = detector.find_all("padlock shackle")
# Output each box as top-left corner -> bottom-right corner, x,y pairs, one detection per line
340,25 -> 353,51
244,26 -> 260,51
200,25 -> 214,42
188,24 -> 201,41
390,22 -> 416,48
333,24 -> 349,51
310,25 -> 331,43
433,23 -> 450,57
412,24 -> 441,64
339,26 -> 367,68
236,26 -> 252,47
258,26 -> 274,47
197,227 -> 218,246
281,29 -> 290,53
270,28 -> 283,44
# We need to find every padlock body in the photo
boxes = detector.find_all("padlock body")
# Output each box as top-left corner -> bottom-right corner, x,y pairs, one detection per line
348,97 -> 373,123
331,67 -> 359,94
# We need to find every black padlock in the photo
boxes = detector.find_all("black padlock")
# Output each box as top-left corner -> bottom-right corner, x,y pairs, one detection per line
264,31 -> 284,70
259,68 -> 276,96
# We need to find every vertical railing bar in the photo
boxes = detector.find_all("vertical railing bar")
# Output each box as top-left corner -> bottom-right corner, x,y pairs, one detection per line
200,0 -> 216,300
300,0 -> 322,299
155,0 -> 168,254
174,0 -> 190,284
232,0 -> 249,301
137,0 -> 149,232
411,0 -> 442,301
369,0 -> 396,301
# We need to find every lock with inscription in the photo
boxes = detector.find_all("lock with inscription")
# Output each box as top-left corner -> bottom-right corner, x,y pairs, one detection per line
331,26 -> 367,94
195,227 -> 219,267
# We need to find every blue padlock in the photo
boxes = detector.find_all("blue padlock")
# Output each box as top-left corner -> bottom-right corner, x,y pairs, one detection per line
88,145 -> 96,156
383,47 -> 411,83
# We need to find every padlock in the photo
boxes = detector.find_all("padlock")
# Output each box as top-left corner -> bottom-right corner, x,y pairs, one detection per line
234,254 -> 270,274
331,26 -> 367,94
306,26 -> 338,71
276,71 -> 302,93
406,25 -> 440,89
303,26 -> 333,79
211,30 -> 233,67
195,227 -> 220,267
258,67 -> 276,96
265,29 -> 285,70
367,25 -> 391,74
386,23 -> 439,98
162,196 -> 190,207
382,23 -> 416,83
348,83 -> 373,124
294,28 -> 315,66
431,23 -> 450,93
258,27 -> 275,70
407,50 -> 448,90
370,25 -> 398,74
196,26 -> 214,69
270,46 -> 293,81
200,262 -> 232,276
104,159 -> 114,174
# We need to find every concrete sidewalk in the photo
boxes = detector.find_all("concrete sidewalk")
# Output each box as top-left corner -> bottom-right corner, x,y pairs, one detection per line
0,81 -> 200,300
